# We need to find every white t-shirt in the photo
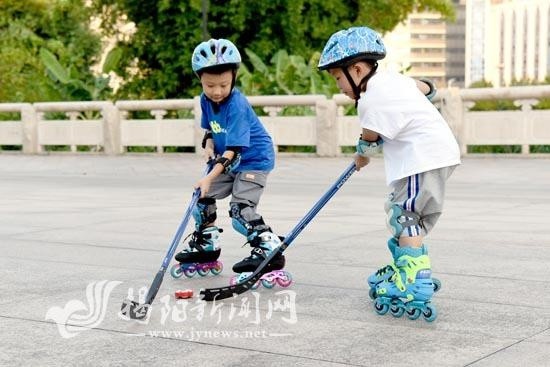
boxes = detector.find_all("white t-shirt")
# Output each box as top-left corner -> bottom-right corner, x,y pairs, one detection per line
358,71 -> 461,185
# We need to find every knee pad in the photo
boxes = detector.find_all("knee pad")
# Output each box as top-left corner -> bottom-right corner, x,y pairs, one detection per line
386,204 -> 422,238
229,203 -> 270,241
193,198 -> 217,230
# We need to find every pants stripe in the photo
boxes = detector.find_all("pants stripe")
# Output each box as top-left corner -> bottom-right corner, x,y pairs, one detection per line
404,174 -> 420,237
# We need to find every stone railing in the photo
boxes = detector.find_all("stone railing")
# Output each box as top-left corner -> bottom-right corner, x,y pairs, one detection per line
1,85 -> 549,156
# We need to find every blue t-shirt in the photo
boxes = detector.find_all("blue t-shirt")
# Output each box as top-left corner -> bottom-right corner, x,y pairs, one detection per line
200,89 -> 275,172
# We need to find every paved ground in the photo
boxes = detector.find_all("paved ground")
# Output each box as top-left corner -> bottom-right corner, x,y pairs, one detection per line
0,154 -> 549,367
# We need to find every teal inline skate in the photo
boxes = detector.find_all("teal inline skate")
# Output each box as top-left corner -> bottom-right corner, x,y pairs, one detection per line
373,248 -> 437,322
367,238 -> 441,299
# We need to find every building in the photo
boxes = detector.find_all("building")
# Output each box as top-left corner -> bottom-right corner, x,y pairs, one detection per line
381,1 -> 466,88
465,0 -> 550,87
446,0 -> 467,87
382,0 -> 550,88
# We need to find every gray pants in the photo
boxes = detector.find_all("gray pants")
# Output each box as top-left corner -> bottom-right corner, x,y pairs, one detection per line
203,170 -> 268,224
386,165 -> 457,237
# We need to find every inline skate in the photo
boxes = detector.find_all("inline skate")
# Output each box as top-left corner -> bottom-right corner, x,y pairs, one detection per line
372,248 -> 438,322
231,231 -> 292,289
171,226 -> 223,278
367,239 -> 441,299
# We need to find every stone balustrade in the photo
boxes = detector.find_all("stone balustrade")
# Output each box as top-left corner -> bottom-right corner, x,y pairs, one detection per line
1,85 -> 550,156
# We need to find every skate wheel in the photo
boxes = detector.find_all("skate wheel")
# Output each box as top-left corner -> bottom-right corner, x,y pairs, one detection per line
251,281 -> 260,290
368,287 -> 377,300
211,262 -> 223,275
183,268 -> 196,278
197,267 -> 209,277
261,278 -> 275,289
423,304 -> 437,322
276,272 -> 292,287
406,307 -> 422,320
229,276 -> 238,286
170,264 -> 184,279
374,299 -> 389,315
433,278 -> 442,293
389,300 -> 405,318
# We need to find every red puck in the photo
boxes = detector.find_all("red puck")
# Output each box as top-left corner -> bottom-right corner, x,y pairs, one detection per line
175,289 -> 193,299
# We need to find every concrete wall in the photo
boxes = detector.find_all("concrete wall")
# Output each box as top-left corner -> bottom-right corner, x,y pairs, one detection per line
1,85 -> 550,156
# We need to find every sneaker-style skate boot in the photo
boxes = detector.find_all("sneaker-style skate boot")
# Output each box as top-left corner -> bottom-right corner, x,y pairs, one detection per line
373,247 -> 437,322
171,226 -> 223,278
367,239 -> 441,299
367,238 -> 399,299
231,231 -> 292,289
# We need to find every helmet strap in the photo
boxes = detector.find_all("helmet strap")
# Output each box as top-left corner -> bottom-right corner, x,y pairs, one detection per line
342,61 -> 378,107
231,69 -> 237,91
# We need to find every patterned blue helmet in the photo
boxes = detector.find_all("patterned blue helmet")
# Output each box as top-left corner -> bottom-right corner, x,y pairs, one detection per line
192,38 -> 242,73
318,26 -> 386,70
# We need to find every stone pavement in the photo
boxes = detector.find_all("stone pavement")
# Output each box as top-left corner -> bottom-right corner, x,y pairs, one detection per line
0,154 -> 549,367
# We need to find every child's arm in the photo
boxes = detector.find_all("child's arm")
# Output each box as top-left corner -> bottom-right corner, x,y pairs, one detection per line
205,149 -> 236,179
202,131 -> 214,160
416,78 -> 437,100
354,128 -> 382,171
361,128 -> 379,142
195,148 -> 242,197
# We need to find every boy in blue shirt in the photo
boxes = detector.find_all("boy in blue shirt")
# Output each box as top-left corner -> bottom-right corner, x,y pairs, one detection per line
174,39 -> 288,286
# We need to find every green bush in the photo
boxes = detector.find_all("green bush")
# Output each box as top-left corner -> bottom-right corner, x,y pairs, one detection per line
531,145 -> 550,153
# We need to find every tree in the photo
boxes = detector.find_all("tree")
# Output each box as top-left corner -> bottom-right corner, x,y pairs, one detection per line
91,0 -> 455,99
0,0 -> 103,102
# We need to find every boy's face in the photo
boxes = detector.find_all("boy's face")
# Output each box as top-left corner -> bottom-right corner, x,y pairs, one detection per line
328,63 -> 371,99
200,70 -> 233,103
328,68 -> 355,99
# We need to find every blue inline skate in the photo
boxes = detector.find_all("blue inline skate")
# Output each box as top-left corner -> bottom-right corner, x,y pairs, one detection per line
367,238 -> 441,299
171,226 -> 224,278
373,248 -> 437,322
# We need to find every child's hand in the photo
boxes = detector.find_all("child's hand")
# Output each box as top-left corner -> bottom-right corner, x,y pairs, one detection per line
195,177 -> 212,198
354,154 -> 370,171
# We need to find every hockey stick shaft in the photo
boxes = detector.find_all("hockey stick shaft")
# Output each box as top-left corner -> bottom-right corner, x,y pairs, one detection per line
282,161 -> 356,246
142,189 -> 200,305
121,162 -> 211,319
200,161 -> 356,301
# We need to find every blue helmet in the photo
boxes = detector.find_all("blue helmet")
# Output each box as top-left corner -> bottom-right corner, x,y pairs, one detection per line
318,26 -> 386,70
191,38 -> 242,73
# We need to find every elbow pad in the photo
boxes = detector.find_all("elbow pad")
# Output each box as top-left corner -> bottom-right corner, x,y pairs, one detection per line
420,78 -> 437,101
201,131 -> 213,149
356,136 -> 383,157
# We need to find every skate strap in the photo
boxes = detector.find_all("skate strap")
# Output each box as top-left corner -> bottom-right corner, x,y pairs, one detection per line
375,264 -> 393,276
389,263 -> 406,292
251,247 -> 266,259
188,231 -> 211,252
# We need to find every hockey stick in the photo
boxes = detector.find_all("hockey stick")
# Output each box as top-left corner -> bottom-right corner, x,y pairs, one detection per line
200,161 -> 356,301
120,162 -> 212,320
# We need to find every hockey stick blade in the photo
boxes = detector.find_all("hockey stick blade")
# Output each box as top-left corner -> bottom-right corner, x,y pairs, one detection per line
200,162 -> 356,301
200,246 -> 285,301
120,269 -> 163,320
120,298 -> 150,320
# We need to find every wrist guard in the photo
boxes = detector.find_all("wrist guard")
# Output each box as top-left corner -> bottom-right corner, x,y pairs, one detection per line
215,153 -> 241,173
356,136 -> 383,157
